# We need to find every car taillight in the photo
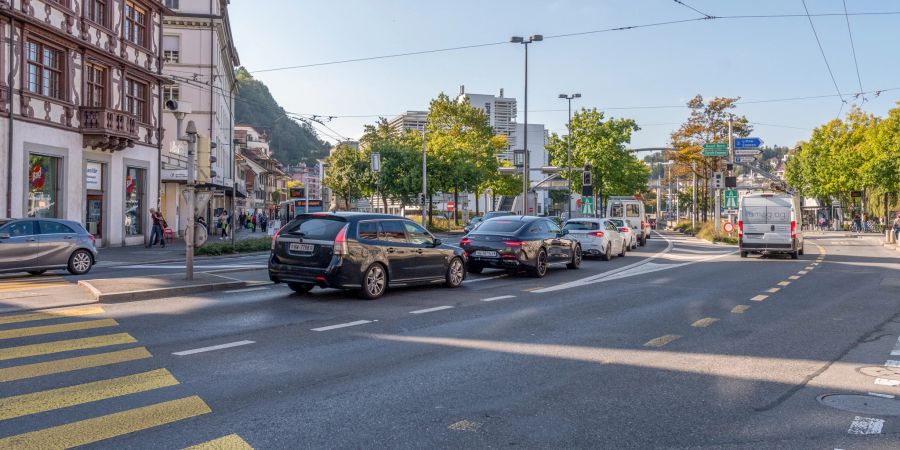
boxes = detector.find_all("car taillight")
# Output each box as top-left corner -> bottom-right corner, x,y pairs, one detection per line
334,225 -> 349,256
738,220 -> 743,237
791,220 -> 797,239
620,227 -> 630,233
503,240 -> 523,247
460,238 -> 472,246
88,234 -> 96,245
271,228 -> 281,250
590,231 -> 605,238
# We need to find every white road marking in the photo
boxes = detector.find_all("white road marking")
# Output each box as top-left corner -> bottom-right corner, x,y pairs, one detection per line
113,264 -> 266,270
311,320 -> 372,332
798,271 -> 808,275
884,360 -> 900,368
463,274 -> 509,284
848,416 -> 884,435
766,288 -> 781,293
173,340 -> 255,356
789,275 -> 801,280
671,247 -> 733,254
874,378 -> 900,386
751,295 -> 769,302
481,295 -> 515,302
869,392 -> 896,399
223,286 -> 270,294
410,306 -> 454,314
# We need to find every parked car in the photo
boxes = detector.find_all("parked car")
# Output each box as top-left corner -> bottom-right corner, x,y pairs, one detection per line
459,216 -> 581,277
268,213 -> 467,300
563,218 -> 627,261
463,216 -> 484,234
0,218 -> 98,275
608,218 -> 638,250
607,196 -> 652,246
738,193 -> 805,259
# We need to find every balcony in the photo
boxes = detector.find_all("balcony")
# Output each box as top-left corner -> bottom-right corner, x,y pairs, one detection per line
81,108 -> 139,151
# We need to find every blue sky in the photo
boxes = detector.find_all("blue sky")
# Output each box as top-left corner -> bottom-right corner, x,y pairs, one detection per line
229,0 -> 900,149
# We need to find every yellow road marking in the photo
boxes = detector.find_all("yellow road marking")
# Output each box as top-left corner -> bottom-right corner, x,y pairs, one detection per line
0,347 -> 152,383
691,317 -> 719,328
789,275 -> 801,280
0,279 -> 73,293
185,434 -> 254,450
0,396 -> 211,449
0,319 -> 117,341
0,333 -> 136,362
731,305 -> 750,314
0,306 -> 105,326
751,295 -> 769,302
778,281 -> 791,287
766,288 -> 781,293
644,335 -> 681,348
0,368 -> 179,420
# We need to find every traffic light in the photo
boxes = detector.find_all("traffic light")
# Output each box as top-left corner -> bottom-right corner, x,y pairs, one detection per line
197,136 -> 212,184
582,164 -> 592,187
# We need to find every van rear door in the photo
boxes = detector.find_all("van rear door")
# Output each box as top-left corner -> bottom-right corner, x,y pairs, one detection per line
741,198 -> 769,244
766,196 -> 793,243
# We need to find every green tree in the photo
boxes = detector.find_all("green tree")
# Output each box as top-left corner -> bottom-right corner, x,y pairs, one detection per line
323,143 -> 369,210
862,104 -> 900,197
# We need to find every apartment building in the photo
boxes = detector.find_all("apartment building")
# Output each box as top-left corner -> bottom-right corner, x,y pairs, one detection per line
456,85 -> 517,161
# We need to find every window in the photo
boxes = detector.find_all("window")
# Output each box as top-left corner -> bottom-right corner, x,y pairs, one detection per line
626,204 -> 641,218
28,155 -> 61,218
164,0 -> 179,9
86,0 -> 107,26
357,221 -> 378,241
26,40 -> 63,100
124,78 -> 148,122
0,221 -> 35,237
163,35 -> 180,63
403,222 -> 433,246
475,220 -> 524,234
564,221 -> 599,231
85,64 -> 106,107
38,221 -> 75,234
162,86 -> 179,103
124,167 -> 145,236
124,1 -> 147,47
378,221 -> 407,243
545,220 -> 561,234
283,217 -> 345,241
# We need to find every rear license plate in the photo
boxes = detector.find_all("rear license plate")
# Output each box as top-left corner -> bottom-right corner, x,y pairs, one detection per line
473,250 -> 498,258
289,243 -> 314,253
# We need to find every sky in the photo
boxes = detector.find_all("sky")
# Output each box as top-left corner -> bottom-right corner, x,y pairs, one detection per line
228,0 -> 900,150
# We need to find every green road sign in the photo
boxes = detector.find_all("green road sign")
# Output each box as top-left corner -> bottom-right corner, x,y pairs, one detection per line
581,196 -> 595,215
703,143 -> 728,149
701,149 -> 729,157
724,189 -> 739,209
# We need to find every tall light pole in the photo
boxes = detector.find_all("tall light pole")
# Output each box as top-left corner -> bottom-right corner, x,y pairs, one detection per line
559,93 -> 581,219
511,34 -> 542,216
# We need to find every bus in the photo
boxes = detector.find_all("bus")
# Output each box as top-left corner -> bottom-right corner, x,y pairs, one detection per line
279,199 -> 324,220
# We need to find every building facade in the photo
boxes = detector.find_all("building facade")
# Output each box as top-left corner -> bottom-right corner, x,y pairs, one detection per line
1,0 -> 168,247
388,110 -> 427,135
159,0 -> 239,234
456,85 -> 517,161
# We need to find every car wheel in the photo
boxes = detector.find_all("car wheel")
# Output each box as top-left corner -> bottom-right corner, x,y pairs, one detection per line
27,270 -> 47,276
740,251 -> 748,258
791,251 -> 799,260
359,263 -> 388,300
67,250 -> 93,275
467,263 -> 484,274
445,257 -> 465,288
601,244 -> 612,261
639,236 -> 646,247
567,245 -> 582,270
288,283 -> 313,294
531,249 -> 548,278
619,242 -> 627,257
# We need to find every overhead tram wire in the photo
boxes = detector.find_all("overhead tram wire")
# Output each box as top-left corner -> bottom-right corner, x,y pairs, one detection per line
671,0 -> 715,19
800,0 -> 846,119
842,0 -> 866,104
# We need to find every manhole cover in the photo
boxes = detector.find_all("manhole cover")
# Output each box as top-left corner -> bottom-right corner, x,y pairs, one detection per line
818,394 -> 900,416
859,366 -> 900,381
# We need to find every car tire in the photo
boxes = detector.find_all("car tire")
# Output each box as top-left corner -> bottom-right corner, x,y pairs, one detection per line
601,244 -> 612,261
639,236 -> 647,247
567,245 -> 582,270
618,242 -> 627,257
531,249 -> 548,278
360,263 -> 388,300
740,251 -> 748,258
288,283 -> 313,294
467,264 -> 484,274
791,251 -> 799,260
27,270 -> 47,276
67,250 -> 93,275
445,257 -> 465,288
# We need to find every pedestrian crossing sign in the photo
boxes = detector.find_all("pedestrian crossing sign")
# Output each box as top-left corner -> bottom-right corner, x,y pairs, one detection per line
581,196 -> 594,215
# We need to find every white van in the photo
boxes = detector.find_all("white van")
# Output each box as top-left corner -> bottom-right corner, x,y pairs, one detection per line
738,193 -> 804,259
606,196 -> 651,246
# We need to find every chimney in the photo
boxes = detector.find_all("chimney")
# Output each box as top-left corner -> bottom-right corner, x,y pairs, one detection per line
499,88 -> 504,98
460,85 -> 465,96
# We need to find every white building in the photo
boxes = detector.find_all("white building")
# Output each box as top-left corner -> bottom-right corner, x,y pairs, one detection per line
160,0 -> 240,233
456,85 -> 517,161
513,123 -> 551,215
388,111 -> 427,134
0,0 -> 168,247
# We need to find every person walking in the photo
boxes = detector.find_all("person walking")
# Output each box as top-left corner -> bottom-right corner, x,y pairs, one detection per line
892,213 -> 900,243
251,212 -> 257,233
260,213 -> 268,233
147,209 -> 166,248
219,212 -> 229,239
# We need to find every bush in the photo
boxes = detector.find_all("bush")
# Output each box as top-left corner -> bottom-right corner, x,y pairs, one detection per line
695,222 -> 738,245
196,237 -> 272,256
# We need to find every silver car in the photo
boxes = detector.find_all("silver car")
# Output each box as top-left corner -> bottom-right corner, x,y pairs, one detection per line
563,218 -> 627,261
0,219 -> 99,275
609,218 -> 638,250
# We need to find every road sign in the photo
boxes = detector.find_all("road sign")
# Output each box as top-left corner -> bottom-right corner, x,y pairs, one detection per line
734,137 -> 763,149
702,149 -> 729,157
736,156 -> 758,164
724,189 -> 739,209
734,149 -> 762,156
581,196 -> 595,215
723,222 -> 735,233
447,201 -> 455,212
703,143 -> 728,149
371,152 -> 381,172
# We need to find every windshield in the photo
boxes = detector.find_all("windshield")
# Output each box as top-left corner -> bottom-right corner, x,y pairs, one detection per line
564,221 -> 599,231
474,220 -> 525,233
609,219 -> 625,227
484,211 -> 514,220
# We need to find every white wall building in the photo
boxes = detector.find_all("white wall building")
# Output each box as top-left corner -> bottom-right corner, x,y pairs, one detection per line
514,123 -> 551,215
388,111 -> 427,134
0,0 -> 168,247
456,85 -> 517,161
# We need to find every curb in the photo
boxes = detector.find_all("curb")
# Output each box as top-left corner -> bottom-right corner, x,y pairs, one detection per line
78,277 -> 247,303
98,251 -> 269,267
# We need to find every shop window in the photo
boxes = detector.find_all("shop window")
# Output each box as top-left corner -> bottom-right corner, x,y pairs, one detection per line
27,155 -> 61,218
125,167 -> 145,236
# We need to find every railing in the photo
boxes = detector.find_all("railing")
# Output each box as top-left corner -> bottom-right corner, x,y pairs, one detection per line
81,107 -> 138,138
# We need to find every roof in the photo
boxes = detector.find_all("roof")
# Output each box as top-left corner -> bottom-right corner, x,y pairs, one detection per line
298,212 -> 412,221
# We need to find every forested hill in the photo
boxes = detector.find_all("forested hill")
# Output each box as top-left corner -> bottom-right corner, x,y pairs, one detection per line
234,67 -> 330,165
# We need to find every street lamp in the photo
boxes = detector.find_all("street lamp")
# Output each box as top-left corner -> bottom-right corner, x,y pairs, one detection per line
511,34 -> 542,216
558,93 -> 581,219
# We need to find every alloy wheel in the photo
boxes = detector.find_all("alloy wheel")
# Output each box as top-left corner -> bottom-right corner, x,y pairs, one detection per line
448,258 -> 464,287
366,265 -> 386,297
71,251 -> 92,274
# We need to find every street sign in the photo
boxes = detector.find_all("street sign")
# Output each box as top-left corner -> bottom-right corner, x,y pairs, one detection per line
702,149 -> 729,157
734,137 -> 763,149
736,156 -> 758,164
581,196 -> 595,215
723,222 -> 735,233
724,189 -> 739,209
703,143 -> 728,149
447,201 -> 455,212
371,152 -> 381,172
734,149 -> 762,156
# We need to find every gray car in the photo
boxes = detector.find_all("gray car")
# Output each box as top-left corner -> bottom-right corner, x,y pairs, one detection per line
0,218 -> 99,275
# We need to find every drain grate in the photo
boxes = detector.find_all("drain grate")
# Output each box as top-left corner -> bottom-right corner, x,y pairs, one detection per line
818,394 -> 900,416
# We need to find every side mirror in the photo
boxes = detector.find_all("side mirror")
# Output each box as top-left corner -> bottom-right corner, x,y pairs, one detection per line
432,238 -> 443,247
561,229 -> 570,236
0,233 -> 8,240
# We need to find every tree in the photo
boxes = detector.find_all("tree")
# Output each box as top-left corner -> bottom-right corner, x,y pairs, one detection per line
482,160 -> 522,211
323,143 -> 369,210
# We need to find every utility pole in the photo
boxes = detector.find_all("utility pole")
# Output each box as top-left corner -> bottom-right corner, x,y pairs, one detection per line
727,115 -> 735,226
421,127 -> 427,227
559,93 -> 581,220
656,166 -> 661,230
184,121 -> 198,281
691,160 -> 697,230
511,35 -> 542,216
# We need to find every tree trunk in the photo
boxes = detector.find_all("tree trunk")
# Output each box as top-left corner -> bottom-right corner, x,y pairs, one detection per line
428,197 -> 433,228
454,188 -> 460,226
382,194 -> 389,215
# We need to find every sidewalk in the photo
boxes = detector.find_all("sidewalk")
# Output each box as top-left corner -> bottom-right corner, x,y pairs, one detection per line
96,228 -> 271,265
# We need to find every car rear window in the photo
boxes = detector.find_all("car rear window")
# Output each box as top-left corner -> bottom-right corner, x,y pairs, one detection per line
474,220 -> 524,233
564,221 -> 599,231
609,219 -> 625,227
282,216 -> 346,241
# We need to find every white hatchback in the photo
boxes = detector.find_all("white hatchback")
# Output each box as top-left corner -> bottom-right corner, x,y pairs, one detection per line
608,218 -> 638,250
563,219 -> 627,261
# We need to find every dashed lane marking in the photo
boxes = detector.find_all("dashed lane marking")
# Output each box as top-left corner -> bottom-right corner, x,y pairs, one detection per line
751,295 -> 769,302
0,306 -> 105,326
0,318 -> 118,341
0,333 -> 137,362
184,434 -> 254,450
644,335 -> 681,348
691,318 -> 719,328
311,320 -> 373,332
848,416 -> 884,435
778,281 -> 791,287
789,275 -> 801,280
173,340 -> 255,356
731,305 -> 750,314
481,295 -> 515,302
448,419 -> 482,432
410,306 -> 454,315
799,271 -> 809,275
0,396 -> 211,448
0,368 -> 179,420
463,274 -> 509,284
223,287 -> 270,294
766,288 -> 781,293
0,347 -> 152,383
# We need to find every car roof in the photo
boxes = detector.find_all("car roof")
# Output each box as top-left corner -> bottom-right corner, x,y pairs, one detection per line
297,212 -> 413,222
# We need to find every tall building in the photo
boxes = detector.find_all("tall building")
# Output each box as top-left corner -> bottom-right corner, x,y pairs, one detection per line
159,0 -> 240,233
0,0 -> 169,247
456,85 -> 517,160
388,111 -> 427,134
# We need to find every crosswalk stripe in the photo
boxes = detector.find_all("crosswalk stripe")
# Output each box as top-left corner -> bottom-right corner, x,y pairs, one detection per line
0,347 -> 152,383
0,333 -> 136,361
0,396 -> 212,448
0,368 -> 179,421
184,434 -> 254,450
0,306 -> 105,326
0,319 -> 118,341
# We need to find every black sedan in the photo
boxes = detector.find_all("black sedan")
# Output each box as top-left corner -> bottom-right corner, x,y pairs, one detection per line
459,216 -> 582,278
269,213 -> 467,300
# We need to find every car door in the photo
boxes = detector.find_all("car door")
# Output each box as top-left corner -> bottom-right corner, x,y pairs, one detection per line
378,220 -> 417,282
544,219 -> 571,262
0,221 -> 39,271
403,221 -> 446,279
604,220 -> 623,253
36,221 -> 79,267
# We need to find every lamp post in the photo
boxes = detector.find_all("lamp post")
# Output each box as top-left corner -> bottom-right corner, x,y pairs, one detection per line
558,93 -> 581,219
511,34 -> 542,216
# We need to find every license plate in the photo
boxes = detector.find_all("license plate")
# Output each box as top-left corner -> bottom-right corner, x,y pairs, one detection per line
289,243 -> 314,253
473,250 -> 498,258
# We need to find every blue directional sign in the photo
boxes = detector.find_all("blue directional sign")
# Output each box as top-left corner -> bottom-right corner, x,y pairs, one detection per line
734,137 -> 763,149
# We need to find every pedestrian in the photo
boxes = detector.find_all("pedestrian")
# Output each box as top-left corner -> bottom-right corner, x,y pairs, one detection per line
260,213 -> 268,233
147,208 -> 166,248
219,212 -> 229,239
251,212 -> 257,232
818,215 -> 826,231
892,213 -> 900,243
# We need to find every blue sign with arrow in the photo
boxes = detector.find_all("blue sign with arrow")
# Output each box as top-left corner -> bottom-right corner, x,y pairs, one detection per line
734,137 -> 763,149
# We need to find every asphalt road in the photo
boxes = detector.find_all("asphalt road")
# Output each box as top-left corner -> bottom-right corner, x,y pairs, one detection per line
1,232 -> 900,449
